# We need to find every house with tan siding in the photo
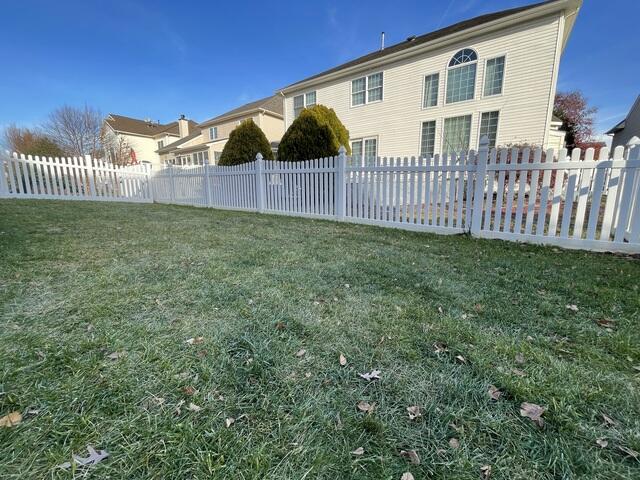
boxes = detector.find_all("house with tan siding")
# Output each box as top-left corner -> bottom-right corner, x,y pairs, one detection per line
103,114 -> 197,168
277,0 -> 581,162
158,95 -> 284,165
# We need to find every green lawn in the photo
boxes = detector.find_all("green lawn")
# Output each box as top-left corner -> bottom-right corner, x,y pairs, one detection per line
1,199 -> 639,479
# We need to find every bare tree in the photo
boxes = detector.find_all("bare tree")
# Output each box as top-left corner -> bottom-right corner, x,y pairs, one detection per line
101,130 -> 133,166
43,105 -> 103,157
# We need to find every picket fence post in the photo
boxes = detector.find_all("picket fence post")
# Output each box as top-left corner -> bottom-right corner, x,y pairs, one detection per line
615,136 -> 640,242
335,145 -> 347,220
169,165 -> 175,203
203,159 -> 212,207
255,152 -> 266,213
0,151 -> 8,197
471,136 -> 490,236
85,154 -> 96,198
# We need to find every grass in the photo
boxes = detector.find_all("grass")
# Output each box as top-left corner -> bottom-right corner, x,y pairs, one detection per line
0,199 -> 639,479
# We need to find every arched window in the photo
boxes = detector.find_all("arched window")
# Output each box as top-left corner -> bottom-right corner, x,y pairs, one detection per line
448,49 -> 477,67
446,48 -> 478,104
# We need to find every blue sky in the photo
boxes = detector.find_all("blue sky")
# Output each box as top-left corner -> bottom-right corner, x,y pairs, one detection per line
1,0 -> 637,138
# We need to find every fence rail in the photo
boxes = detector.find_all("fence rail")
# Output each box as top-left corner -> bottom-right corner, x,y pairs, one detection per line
2,136 -> 639,254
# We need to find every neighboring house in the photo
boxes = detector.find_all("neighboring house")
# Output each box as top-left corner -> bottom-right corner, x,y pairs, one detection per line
547,115 -> 567,151
606,95 -> 640,151
103,114 -> 197,168
158,95 -> 284,165
278,0 -> 581,161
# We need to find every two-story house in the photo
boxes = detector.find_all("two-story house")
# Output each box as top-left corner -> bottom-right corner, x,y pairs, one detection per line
278,0 -> 581,162
606,95 -> 640,151
103,114 -> 197,168
158,95 -> 284,165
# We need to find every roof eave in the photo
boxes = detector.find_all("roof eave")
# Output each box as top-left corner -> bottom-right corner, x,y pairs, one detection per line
278,0 -> 581,94
198,108 -> 283,128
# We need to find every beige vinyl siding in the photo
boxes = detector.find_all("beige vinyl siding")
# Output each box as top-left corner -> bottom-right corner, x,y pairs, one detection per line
284,14 -> 562,157
258,113 -> 285,142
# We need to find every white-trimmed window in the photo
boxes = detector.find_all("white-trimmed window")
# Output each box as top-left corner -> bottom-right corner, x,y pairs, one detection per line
420,121 -> 436,157
157,140 -> 164,149
443,115 -> 472,154
350,137 -> 378,166
479,111 -> 499,148
351,72 -> 383,106
484,56 -> 505,96
209,126 -> 218,140
423,73 -> 439,108
293,91 -> 317,118
446,49 -> 477,104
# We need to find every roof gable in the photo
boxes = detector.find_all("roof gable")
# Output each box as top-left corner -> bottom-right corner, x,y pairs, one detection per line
105,114 -> 197,137
199,95 -> 283,127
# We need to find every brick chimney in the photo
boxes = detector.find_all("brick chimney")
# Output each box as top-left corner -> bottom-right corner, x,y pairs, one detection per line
178,114 -> 189,138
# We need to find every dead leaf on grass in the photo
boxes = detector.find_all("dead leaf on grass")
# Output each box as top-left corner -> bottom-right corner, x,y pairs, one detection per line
455,355 -> 467,364
511,368 -> 527,377
448,438 -> 460,449
515,353 -> 525,364
602,413 -> 616,426
596,437 -> 608,448
433,342 -> 448,354
58,446 -> 109,469
406,406 -> 421,420
183,386 -> 198,396
106,351 -> 126,360
185,337 -> 204,345
596,319 -> 615,331
520,402 -> 545,427
566,304 -> 579,312
275,322 -> 286,330
187,403 -> 202,412
0,411 -> 22,428
358,369 -> 381,381
488,385 -> 502,401
339,353 -> 347,366
401,473 -> 415,480
295,349 -> 306,358
400,449 -> 420,465
225,417 -> 235,428
351,447 -> 364,456
480,464 -> 492,479
357,401 -> 375,414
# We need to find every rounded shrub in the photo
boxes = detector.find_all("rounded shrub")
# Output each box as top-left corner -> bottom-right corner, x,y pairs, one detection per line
218,119 -> 274,166
278,104 -> 350,161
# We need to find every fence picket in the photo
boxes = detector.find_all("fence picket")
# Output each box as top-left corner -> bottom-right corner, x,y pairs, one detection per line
573,148 -> 594,239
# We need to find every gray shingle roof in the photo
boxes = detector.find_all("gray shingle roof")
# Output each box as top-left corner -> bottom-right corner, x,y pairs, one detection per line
198,95 -> 283,127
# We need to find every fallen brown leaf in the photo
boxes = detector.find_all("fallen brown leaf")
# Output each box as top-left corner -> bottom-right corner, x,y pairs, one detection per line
406,406 -> 421,420
106,351 -> 125,360
225,417 -> 235,428
295,349 -> 306,358
339,353 -> 347,366
183,386 -> 198,396
480,464 -> 492,479
275,321 -> 286,330
455,355 -> 467,364
448,438 -> 460,449
433,342 -> 448,354
351,447 -> 364,456
187,403 -> 202,412
515,353 -> 525,364
596,437 -> 608,448
401,473 -> 415,480
520,402 -> 545,427
185,337 -> 204,345
488,385 -> 502,401
0,411 -> 22,428
400,449 -> 420,465
596,318 -> 615,329
511,368 -> 527,377
357,401 -> 375,414
566,304 -> 579,312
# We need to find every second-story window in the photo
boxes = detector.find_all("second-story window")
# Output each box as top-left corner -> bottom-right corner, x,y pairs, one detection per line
209,126 -> 218,140
446,48 -> 477,104
484,56 -> 505,96
293,91 -> 317,118
351,72 -> 383,106
423,73 -> 439,108
157,140 -> 164,149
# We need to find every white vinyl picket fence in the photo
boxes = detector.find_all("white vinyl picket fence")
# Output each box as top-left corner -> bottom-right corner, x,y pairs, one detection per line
0,152 -> 152,202
2,137 -> 640,254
